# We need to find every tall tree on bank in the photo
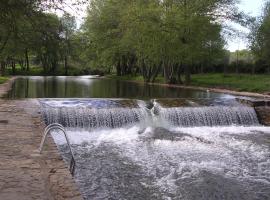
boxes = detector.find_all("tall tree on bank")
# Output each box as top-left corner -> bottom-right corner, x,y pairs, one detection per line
249,1 -> 270,73
60,13 -> 77,75
84,0 -> 246,84
0,0 -> 83,75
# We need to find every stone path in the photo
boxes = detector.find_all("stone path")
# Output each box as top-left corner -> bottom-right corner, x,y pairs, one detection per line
0,99 -> 82,200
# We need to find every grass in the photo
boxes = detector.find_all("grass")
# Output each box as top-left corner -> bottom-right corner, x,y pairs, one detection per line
108,73 -> 270,93
191,74 -> 270,93
0,76 -> 9,84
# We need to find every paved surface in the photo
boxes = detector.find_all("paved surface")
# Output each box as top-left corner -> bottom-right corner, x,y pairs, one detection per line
0,99 -> 82,200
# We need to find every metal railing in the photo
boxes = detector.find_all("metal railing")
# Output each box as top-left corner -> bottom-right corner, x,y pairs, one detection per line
39,123 -> 76,176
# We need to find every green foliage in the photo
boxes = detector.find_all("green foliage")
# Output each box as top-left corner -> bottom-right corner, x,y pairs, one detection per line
0,0 -> 86,76
0,76 -> 9,84
83,0 -> 244,84
0,0 -> 250,81
191,74 -> 270,92
249,1 -> 270,73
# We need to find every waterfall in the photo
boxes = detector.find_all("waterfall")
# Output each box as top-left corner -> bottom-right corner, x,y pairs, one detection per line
41,106 -> 150,129
40,99 -> 261,129
155,105 -> 259,127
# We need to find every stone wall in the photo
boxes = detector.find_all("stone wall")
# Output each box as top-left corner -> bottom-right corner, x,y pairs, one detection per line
255,106 -> 270,126
236,98 -> 270,126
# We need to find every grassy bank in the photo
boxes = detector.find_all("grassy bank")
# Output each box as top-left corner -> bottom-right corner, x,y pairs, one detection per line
108,74 -> 270,93
191,74 -> 270,93
0,77 -> 9,84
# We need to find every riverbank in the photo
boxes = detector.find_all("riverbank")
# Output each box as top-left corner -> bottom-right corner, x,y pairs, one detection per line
107,74 -> 270,98
0,76 -> 9,84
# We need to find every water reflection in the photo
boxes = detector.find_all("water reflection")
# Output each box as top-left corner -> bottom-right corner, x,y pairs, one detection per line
6,76 -> 233,100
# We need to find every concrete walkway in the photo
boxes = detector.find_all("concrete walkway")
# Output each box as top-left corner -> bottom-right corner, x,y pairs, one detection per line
0,79 -> 82,199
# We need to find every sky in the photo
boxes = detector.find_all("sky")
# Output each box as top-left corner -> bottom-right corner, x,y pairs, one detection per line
227,0 -> 264,51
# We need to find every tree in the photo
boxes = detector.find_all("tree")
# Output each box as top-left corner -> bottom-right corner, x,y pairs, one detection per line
249,1 -> 270,73
83,0 -> 243,83
60,13 -> 76,75
0,0 -> 85,76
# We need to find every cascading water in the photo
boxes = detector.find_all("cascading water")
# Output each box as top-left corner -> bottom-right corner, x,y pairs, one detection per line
154,103 -> 259,127
42,106 -> 150,129
40,99 -> 270,200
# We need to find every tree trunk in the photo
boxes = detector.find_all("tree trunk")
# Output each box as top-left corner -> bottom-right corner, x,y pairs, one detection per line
116,60 -> 121,76
19,60 -> 25,71
200,63 -> 204,74
235,63 -> 239,74
141,60 -> 148,82
177,63 -> 183,84
0,61 -> 6,76
184,64 -> 190,85
12,60 -> 16,75
25,49 -> 29,71
64,55 -> 68,76
163,62 -> 171,84
223,64 -> 228,76
151,64 -> 161,83
251,65 -> 255,75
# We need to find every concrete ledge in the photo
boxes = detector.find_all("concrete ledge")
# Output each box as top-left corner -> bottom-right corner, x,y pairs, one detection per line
255,107 -> 270,126
0,100 -> 82,200
236,98 -> 270,107
235,98 -> 270,126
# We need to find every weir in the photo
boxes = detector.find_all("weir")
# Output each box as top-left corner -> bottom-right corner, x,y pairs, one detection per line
38,99 -> 270,200
42,106 -> 150,128
40,99 -> 260,128
155,104 -> 259,127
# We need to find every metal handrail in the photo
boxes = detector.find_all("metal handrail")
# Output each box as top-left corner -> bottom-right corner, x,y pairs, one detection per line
39,123 -> 76,176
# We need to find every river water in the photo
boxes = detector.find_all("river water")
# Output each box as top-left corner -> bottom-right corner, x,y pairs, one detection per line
5,76 -> 270,200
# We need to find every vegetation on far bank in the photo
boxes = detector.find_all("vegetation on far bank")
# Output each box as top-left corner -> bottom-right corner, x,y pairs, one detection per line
108,74 -> 270,93
0,77 -> 9,84
4,65 -> 95,76
1,0 -> 270,93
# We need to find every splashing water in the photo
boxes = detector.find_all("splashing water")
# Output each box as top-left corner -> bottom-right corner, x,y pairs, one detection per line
41,100 -> 260,129
52,126 -> 270,200
40,99 -> 269,199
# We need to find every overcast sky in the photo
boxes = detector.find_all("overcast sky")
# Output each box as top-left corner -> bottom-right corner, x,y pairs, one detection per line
227,0 -> 264,51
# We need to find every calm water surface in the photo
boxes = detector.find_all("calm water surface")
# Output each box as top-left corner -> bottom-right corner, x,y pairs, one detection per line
6,76 -> 234,100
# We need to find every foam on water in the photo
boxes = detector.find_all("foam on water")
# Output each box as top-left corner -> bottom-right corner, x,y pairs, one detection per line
51,126 -> 270,200
41,99 -> 269,199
